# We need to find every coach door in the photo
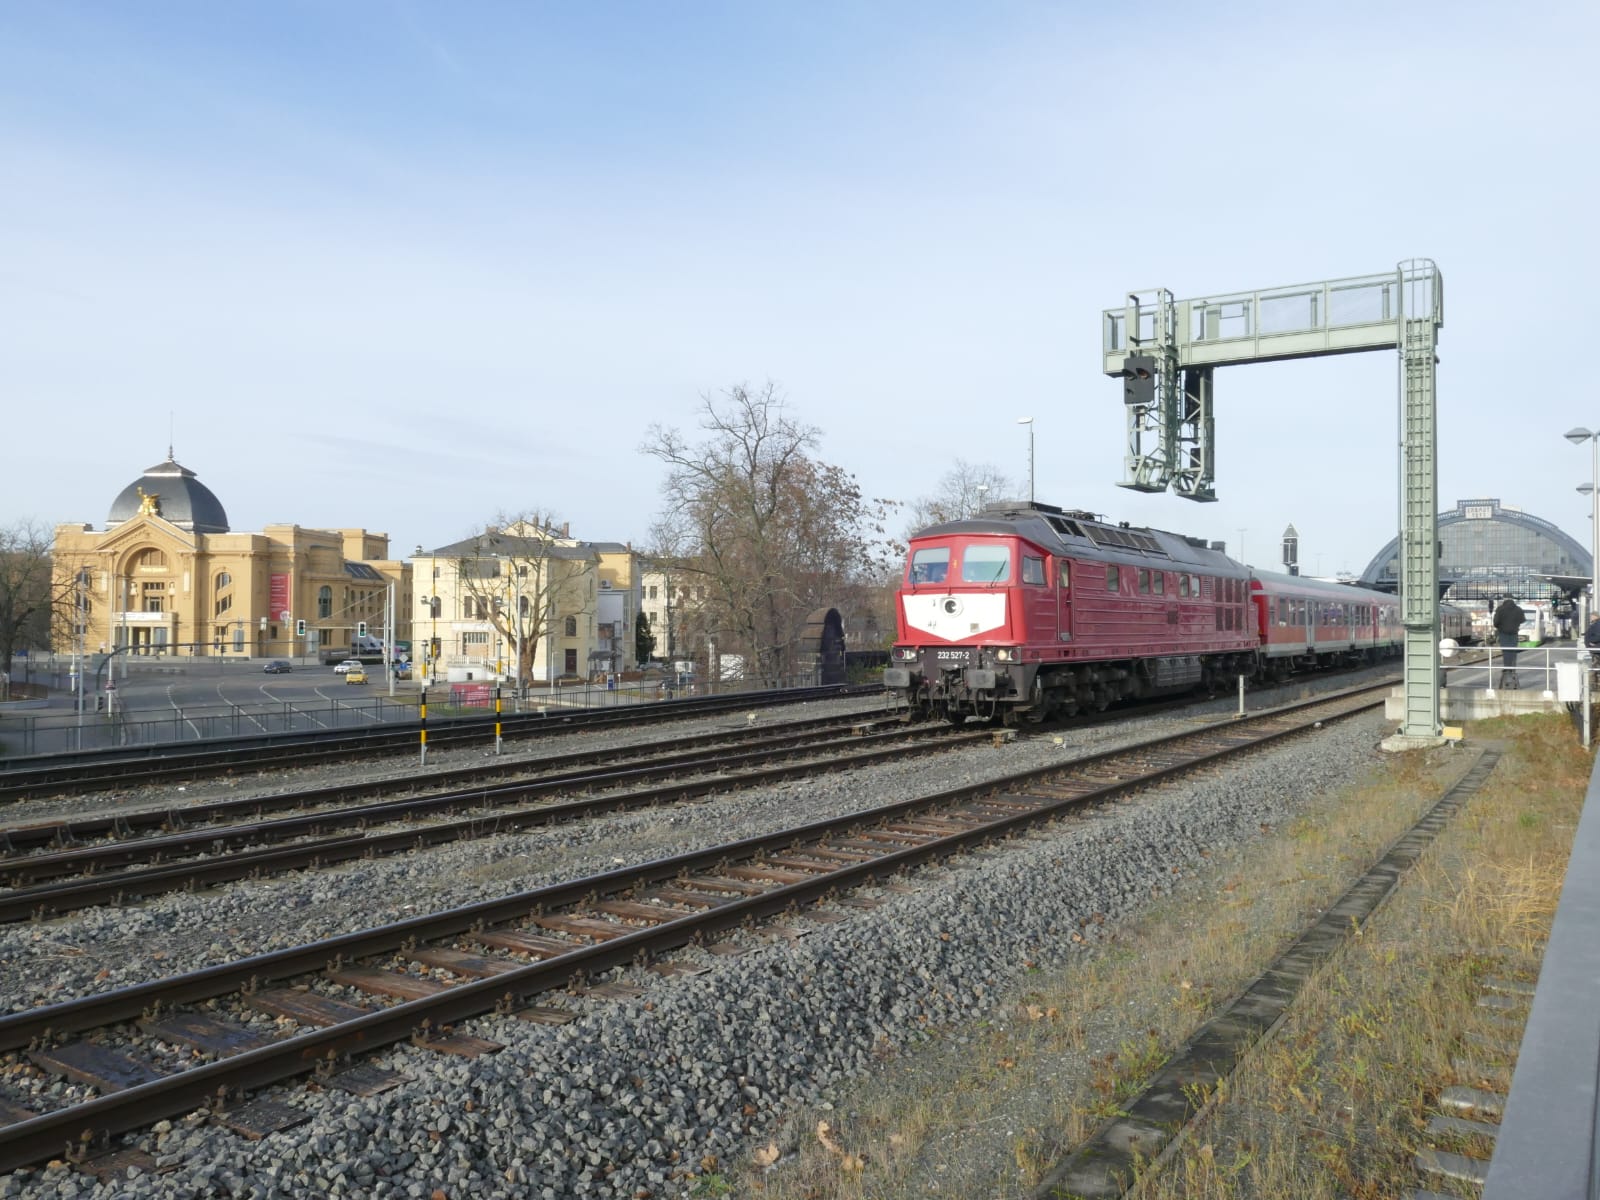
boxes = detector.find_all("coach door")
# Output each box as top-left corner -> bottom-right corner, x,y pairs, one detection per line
1056,558 -> 1073,650
1023,551 -> 1056,649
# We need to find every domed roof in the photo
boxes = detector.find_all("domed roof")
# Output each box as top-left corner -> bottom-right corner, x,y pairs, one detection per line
106,455 -> 230,534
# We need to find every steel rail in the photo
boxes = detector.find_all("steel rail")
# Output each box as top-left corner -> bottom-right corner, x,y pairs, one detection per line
0,686 -> 1389,1173
0,712 -> 905,868
0,686 -> 877,799
0,724 -> 984,922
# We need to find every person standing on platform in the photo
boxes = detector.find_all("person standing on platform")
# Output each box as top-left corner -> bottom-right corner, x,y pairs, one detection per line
1583,612 -> 1600,649
1493,595 -> 1526,689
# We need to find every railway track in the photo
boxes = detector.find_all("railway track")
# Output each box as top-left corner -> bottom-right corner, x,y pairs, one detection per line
0,715 -> 983,921
0,684 -> 878,801
0,680 -> 1388,1175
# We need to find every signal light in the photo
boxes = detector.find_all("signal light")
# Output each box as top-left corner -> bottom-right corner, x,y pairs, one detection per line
357,621 -> 368,638
1119,354 -> 1157,406
295,619 -> 307,636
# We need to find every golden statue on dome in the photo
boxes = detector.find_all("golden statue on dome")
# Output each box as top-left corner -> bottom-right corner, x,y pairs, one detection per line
137,487 -> 161,516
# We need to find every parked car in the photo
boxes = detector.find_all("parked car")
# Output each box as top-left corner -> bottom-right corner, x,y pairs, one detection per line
333,659 -> 363,674
262,660 -> 292,674
345,666 -> 369,684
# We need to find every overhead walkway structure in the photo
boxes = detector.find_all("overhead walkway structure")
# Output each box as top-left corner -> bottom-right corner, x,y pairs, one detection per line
1099,261 -> 1446,742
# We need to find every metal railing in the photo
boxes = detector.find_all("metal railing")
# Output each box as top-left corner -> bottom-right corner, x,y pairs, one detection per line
1439,642 -> 1581,696
0,667 -> 841,757
1481,749 -> 1600,1199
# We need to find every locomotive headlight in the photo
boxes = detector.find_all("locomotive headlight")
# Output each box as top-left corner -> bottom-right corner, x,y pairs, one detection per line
994,648 -> 1016,662
894,647 -> 919,661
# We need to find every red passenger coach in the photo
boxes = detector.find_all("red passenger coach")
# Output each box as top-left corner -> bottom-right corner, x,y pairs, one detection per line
885,501 -> 1259,724
1249,570 -> 1402,681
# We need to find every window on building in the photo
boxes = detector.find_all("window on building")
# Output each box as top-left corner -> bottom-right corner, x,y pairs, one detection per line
214,593 -> 232,617
564,616 -> 577,637
318,586 -> 332,619
564,648 -> 578,673
463,631 -> 489,646
135,548 -> 167,570
648,585 -> 658,599
215,571 -> 231,591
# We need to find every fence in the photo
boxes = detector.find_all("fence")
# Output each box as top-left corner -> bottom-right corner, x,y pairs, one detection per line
0,667 -> 836,758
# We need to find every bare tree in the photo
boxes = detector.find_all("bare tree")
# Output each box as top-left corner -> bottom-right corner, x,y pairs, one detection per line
643,382 -> 898,681
902,459 -> 1015,540
0,521 -> 59,668
446,513 -> 595,683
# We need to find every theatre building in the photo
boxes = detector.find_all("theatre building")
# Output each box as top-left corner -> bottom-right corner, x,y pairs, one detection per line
51,454 -> 411,661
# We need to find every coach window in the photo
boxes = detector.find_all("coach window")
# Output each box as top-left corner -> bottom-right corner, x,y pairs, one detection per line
1138,568 -> 1150,594
1022,555 -> 1045,585
909,547 -> 950,584
1106,565 -> 1120,592
961,545 -> 1011,584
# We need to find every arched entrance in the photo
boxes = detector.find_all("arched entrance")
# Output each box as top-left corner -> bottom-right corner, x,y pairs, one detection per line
798,608 -> 847,685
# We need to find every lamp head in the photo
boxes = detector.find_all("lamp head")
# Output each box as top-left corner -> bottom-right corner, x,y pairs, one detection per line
1017,416 -> 1033,425
1566,427 -> 1594,445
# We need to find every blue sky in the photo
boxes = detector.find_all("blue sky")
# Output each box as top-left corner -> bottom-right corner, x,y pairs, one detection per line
3,1 -> 1595,577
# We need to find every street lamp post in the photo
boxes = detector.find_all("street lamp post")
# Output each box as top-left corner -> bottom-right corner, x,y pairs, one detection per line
1567,428 -> 1600,626
1017,417 -> 1034,504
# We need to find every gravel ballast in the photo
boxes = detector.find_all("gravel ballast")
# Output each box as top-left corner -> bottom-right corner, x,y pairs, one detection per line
0,679 -> 1394,1198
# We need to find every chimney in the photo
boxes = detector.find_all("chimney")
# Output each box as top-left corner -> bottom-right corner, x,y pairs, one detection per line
561,522 -> 569,537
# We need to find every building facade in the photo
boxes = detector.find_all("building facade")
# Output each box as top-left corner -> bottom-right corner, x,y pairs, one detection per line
51,455 -> 411,661
1360,497 -> 1592,607
413,523 -> 641,684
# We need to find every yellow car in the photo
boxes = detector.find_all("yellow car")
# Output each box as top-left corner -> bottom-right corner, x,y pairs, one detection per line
345,666 -> 369,684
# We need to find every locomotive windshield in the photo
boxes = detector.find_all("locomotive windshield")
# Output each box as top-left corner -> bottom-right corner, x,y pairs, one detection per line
960,544 -> 1011,584
909,546 -> 950,584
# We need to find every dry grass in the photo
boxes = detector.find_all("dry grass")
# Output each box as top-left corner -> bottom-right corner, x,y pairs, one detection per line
734,713 -> 1587,1200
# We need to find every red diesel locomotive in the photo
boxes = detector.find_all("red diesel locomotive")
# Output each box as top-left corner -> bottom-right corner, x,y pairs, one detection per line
883,501 -> 1406,724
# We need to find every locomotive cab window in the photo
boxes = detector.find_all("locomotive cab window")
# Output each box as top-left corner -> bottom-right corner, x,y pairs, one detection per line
909,547 -> 950,584
961,545 -> 1011,584
1058,561 -> 1070,590
1022,555 -> 1045,585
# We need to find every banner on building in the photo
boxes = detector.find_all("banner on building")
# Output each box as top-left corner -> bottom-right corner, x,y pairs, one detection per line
270,573 -> 291,623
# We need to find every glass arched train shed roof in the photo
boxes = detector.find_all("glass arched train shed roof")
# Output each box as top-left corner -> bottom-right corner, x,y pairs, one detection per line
1359,498 -> 1592,606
